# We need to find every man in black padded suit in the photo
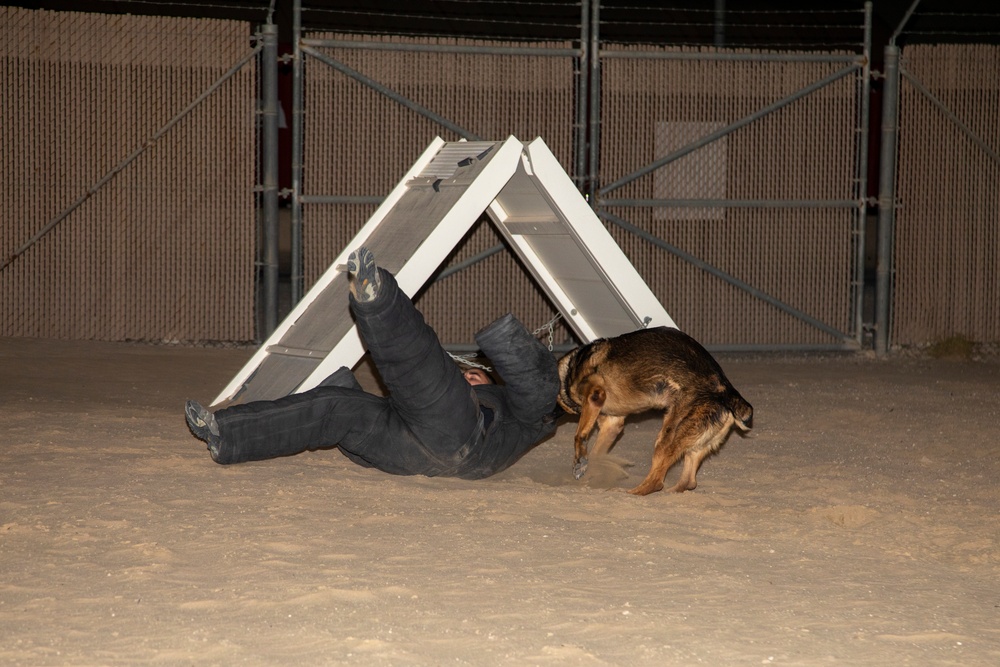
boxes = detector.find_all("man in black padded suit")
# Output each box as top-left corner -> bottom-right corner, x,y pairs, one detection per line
185,247 -> 564,479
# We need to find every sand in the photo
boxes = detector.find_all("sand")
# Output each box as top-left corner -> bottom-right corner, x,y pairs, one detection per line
1,336 -> 998,666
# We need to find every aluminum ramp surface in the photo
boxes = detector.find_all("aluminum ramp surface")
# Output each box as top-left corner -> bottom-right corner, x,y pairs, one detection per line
214,136 -> 674,407
487,139 -> 675,343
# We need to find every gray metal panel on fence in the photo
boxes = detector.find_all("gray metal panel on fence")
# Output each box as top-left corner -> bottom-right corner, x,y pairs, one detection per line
2,7 -> 256,342
893,43 -> 1000,346
596,46 -> 865,348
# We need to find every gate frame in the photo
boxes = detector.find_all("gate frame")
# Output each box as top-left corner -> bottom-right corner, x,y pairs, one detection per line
284,0 -> 874,352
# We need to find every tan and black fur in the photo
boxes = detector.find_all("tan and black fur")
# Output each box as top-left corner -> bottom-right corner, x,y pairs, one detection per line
557,327 -> 753,496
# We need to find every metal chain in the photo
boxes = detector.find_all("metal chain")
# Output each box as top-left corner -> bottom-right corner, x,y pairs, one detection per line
452,313 -> 563,369
533,312 -> 563,351
447,352 -> 492,372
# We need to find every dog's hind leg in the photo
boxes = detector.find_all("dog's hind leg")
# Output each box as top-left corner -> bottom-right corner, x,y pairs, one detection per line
589,414 -> 625,459
670,409 -> 735,492
628,408 -> 686,496
673,448 -> 710,492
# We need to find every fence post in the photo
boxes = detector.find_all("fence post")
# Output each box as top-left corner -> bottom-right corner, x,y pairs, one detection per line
574,0 -> 589,192
290,0 -> 305,306
874,43 -> 900,356
261,23 -> 280,339
853,1 -> 873,347
587,0 -> 601,206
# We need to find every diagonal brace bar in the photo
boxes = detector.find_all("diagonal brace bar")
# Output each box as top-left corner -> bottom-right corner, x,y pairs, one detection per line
301,45 -> 481,141
2,41 -> 263,273
900,67 -> 1000,168
600,210 -> 855,343
434,244 -> 505,282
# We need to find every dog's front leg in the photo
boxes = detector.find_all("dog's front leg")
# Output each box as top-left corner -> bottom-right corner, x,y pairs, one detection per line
572,385 -> 606,479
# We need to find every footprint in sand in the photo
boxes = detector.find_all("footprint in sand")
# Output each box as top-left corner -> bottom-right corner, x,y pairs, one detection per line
809,505 -> 879,528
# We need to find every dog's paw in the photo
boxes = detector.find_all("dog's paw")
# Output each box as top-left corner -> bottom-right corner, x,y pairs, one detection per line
573,457 -> 589,480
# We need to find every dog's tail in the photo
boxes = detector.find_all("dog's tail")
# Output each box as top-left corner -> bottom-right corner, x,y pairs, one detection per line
726,392 -> 754,433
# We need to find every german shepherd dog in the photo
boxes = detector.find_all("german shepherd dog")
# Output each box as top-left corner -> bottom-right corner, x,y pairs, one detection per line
557,327 -> 753,496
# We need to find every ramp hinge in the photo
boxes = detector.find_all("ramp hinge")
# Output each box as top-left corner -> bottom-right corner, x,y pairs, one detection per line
266,345 -> 327,359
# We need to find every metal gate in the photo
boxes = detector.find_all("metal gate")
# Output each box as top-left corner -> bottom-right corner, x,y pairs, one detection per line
594,45 -> 870,350
9,2 -> 997,352
289,1 -> 872,351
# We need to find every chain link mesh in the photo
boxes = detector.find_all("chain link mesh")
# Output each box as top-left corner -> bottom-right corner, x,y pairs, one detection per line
2,7 -> 256,342
893,44 -> 1000,346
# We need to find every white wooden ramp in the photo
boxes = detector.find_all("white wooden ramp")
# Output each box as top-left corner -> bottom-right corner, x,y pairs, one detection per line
213,136 -> 675,407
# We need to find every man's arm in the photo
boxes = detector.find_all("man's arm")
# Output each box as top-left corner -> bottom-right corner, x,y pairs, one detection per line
475,313 -> 560,425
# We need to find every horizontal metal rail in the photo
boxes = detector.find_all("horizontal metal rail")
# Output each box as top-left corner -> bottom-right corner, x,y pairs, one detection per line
300,195 -> 384,205
602,198 -> 862,209
303,38 -> 581,59
599,50 -> 864,63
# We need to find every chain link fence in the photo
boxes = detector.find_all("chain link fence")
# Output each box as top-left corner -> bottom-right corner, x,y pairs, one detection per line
7,1 -> 998,351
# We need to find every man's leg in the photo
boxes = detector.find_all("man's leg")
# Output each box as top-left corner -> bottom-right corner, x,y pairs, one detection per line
347,250 -> 482,459
188,387 -> 389,465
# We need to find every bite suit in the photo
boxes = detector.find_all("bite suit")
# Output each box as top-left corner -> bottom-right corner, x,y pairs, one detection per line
209,268 -> 562,479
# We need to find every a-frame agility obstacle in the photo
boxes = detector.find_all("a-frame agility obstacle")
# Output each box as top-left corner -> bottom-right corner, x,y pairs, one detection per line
213,136 -> 675,407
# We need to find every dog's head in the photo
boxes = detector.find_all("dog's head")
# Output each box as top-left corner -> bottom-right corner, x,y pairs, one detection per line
556,339 -> 610,415
556,349 -> 583,415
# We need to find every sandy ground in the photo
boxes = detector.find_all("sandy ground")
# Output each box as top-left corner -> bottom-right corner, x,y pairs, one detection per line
1,335 -> 999,666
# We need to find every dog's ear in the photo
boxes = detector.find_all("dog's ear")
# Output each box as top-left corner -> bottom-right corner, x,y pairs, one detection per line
556,352 -> 581,414
588,385 -> 607,408
560,347 -> 584,382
